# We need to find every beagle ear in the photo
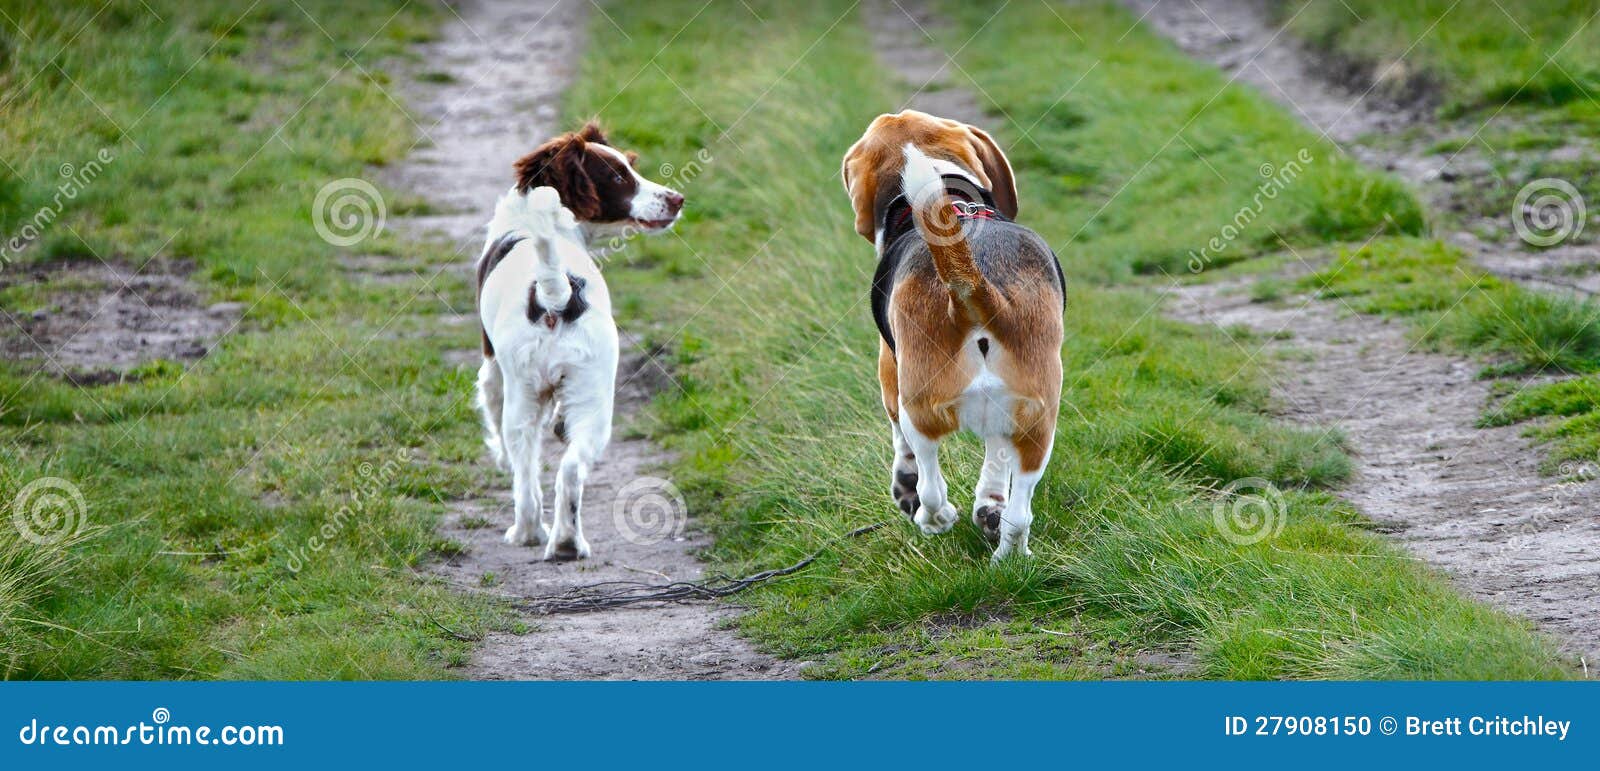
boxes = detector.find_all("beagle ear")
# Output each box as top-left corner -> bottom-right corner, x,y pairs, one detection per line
841,137 -> 878,241
964,124 -> 1017,219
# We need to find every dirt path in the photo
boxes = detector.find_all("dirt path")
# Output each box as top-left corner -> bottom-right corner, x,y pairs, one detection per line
1122,0 -> 1412,147
1125,0 -> 1600,297
392,0 -> 791,680
1169,282 -> 1600,662
1128,0 -> 1600,662
863,0 -> 987,124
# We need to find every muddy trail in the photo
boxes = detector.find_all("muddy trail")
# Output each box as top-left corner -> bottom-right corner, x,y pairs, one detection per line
1132,0 -> 1600,662
1168,282 -> 1600,662
864,0 -> 986,124
391,0 -> 790,680
0,258 -> 241,386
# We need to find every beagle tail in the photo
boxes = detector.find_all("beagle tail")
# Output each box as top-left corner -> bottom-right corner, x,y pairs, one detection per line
901,144 -> 999,325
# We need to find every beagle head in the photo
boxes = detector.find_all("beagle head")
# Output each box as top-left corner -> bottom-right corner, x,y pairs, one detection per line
840,110 -> 1017,241
513,122 -> 685,237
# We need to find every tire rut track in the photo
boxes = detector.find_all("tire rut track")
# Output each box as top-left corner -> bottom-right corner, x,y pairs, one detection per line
1130,0 -> 1600,662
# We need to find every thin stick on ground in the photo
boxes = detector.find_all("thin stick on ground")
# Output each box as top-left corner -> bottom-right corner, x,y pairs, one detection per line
515,521 -> 890,615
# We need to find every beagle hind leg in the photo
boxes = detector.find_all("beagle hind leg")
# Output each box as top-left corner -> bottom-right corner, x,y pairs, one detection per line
898,414 -> 959,535
879,342 -> 919,518
993,420 -> 1055,562
972,437 -> 1011,543
994,465 -> 1044,562
889,423 -> 920,519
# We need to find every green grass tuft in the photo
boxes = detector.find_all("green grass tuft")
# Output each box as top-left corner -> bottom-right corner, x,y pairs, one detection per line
1299,237 -> 1600,375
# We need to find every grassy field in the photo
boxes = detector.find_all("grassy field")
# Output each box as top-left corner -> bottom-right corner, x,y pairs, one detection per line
570,0 -> 1573,678
0,0 -> 514,678
0,0 -> 1582,680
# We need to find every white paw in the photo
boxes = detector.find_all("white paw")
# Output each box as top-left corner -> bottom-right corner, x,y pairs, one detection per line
543,534 -> 591,561
503,521 -> 545,546
914,502 -> 959,535
990,541 -> 1033,564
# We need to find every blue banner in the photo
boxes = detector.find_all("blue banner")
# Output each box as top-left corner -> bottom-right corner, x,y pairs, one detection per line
1,682 -> 1593,768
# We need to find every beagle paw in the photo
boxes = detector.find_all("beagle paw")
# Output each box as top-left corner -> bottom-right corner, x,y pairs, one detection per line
972,502 -> 1004,544
914,502 -> 959,535
990,535 -> 1033,564
891,468 -> 920,519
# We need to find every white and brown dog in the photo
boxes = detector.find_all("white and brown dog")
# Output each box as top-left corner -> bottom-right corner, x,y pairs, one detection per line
842,110 -> 1064,561
475,123 -> 683,560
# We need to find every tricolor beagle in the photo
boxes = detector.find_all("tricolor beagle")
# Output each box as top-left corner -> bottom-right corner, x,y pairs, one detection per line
842,110 -> 1064,561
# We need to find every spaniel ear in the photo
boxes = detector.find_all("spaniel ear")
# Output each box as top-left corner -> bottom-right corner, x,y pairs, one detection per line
577,121 -> 609,145
514,137 -> 602,220
513,136 -> 565,193
841,136 -> 879,241
558,151 -> 603,221
963,124 -> 1017,218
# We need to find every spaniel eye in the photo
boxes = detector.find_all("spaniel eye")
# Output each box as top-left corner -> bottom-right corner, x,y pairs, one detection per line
613,174 -> 625,184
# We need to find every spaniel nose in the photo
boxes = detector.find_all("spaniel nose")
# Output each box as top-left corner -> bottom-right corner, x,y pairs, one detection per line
664,191 -> 684,214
